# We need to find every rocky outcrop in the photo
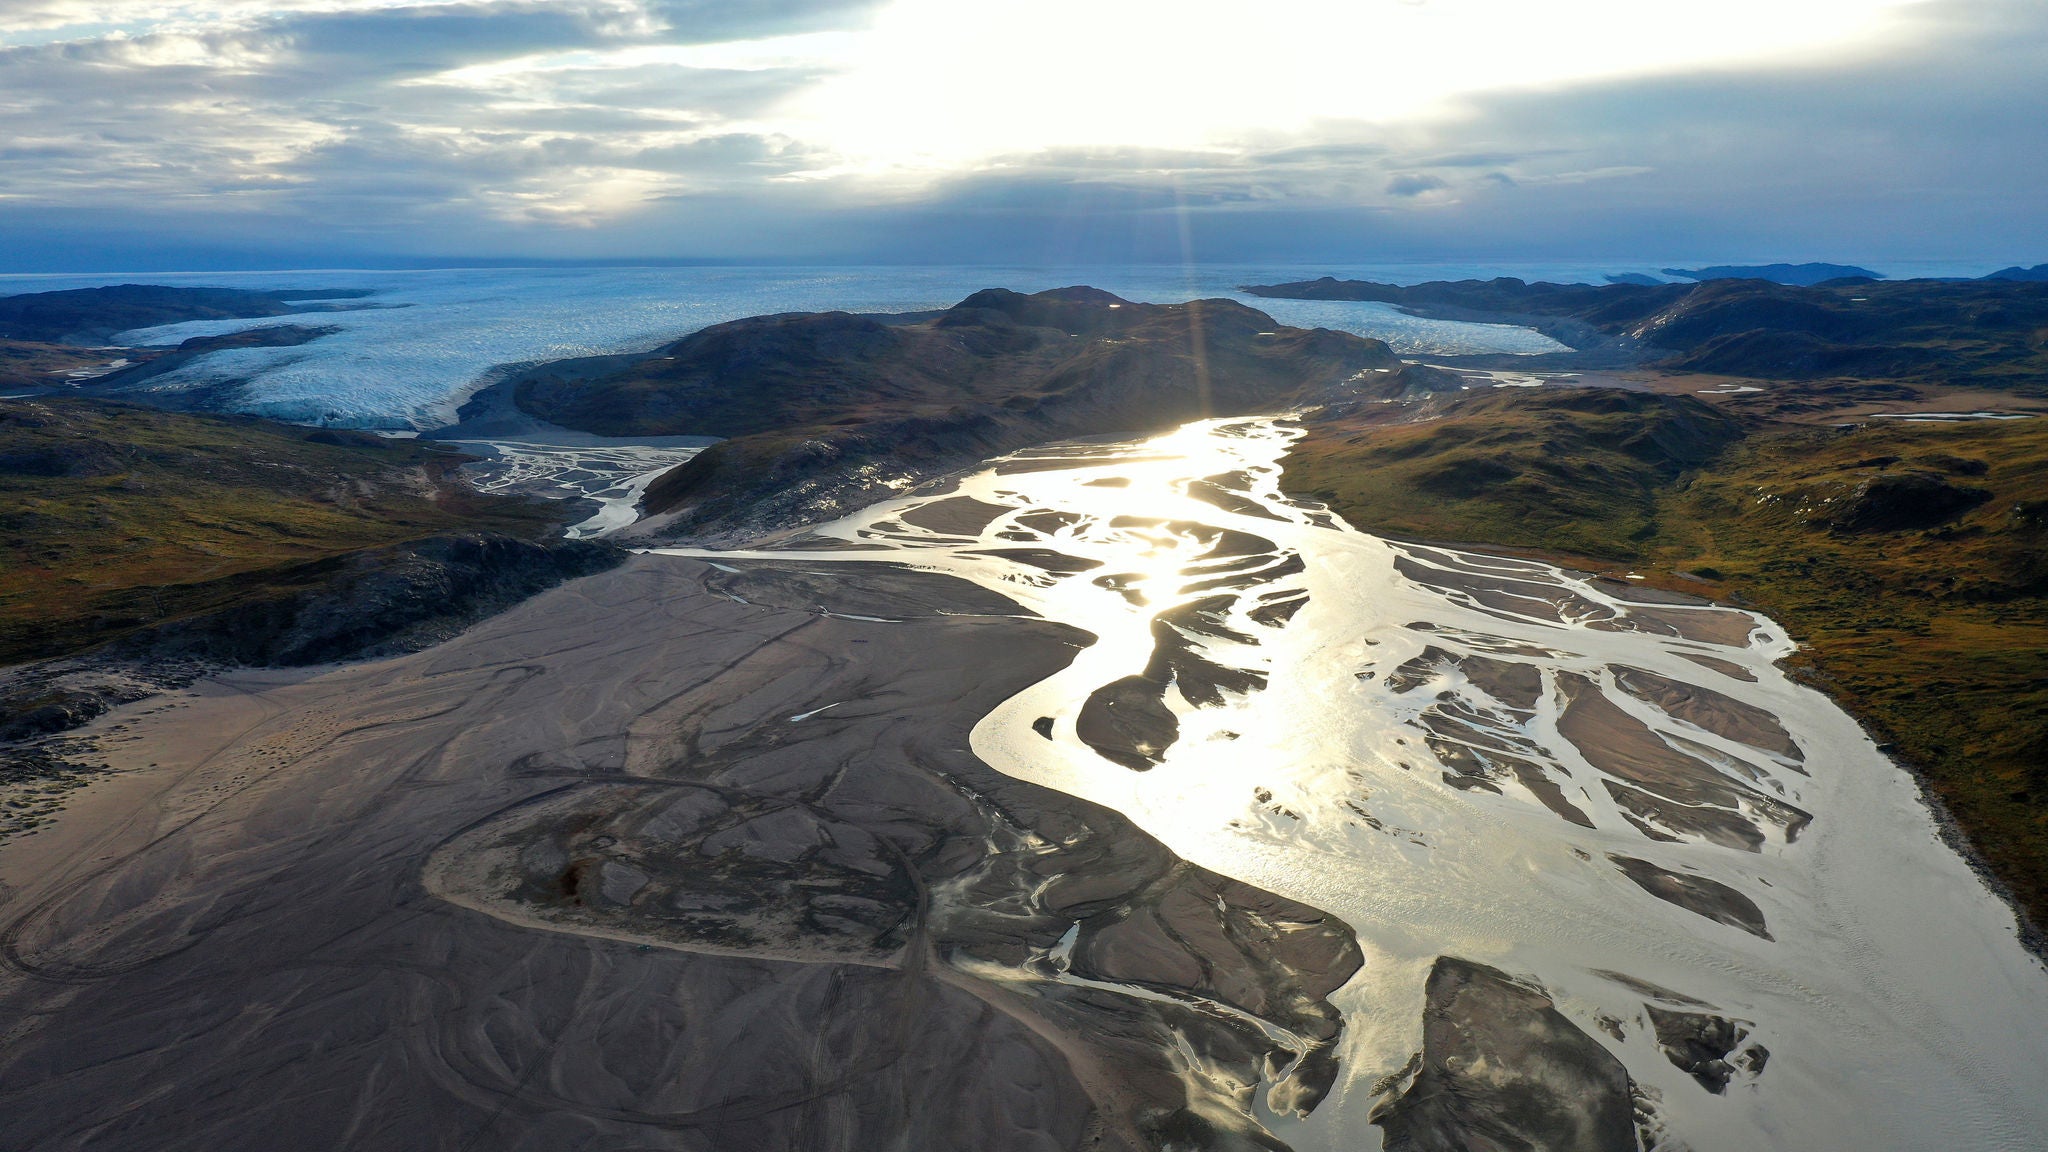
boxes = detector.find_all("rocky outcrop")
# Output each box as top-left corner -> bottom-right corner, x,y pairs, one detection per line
1646,1007 -> 1770,1094
1826,471 -> 1992,533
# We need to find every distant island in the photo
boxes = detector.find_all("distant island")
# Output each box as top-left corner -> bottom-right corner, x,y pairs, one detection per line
1986,263 -> 2048,282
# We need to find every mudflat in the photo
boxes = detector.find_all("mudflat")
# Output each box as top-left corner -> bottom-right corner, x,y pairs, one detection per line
0,554 -> 1355,1151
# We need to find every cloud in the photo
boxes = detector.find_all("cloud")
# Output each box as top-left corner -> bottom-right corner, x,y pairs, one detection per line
0,0 -> 2040,269
1385,174 -> 1449,198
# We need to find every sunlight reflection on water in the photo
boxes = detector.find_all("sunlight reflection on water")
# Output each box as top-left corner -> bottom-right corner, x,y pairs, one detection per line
655,414 -> 2048,1152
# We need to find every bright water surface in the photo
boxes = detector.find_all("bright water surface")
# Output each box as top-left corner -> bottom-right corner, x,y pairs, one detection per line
659,417 -> 2048,1151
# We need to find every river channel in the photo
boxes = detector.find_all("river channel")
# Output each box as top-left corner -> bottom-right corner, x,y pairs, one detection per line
657,414 -> 2048,1150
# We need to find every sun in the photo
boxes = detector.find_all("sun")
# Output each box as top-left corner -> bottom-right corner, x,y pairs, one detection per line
784,0 -> 1929,172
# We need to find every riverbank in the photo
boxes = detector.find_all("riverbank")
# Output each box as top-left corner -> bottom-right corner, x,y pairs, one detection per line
1282,389 -> 2048,938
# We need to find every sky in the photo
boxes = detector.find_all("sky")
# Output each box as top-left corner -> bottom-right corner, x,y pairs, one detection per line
0,0 -> 2043,271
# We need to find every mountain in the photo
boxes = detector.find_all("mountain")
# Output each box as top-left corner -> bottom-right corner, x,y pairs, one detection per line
1242,276 -> 2048,388
1661,262 -> 1885,285
1984,264 -> 2048,282
514,286 -> 1402,537
0,283 -> 373,345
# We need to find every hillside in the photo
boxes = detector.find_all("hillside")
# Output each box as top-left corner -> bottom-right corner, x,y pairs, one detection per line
517,286 -> 1400,535
1244,276 -> 2048,388
0,283 -> 370,392
0,397 -> 598,667
1286,390 -> 2048,930
1283,388 -> 1743,557
0,283 -> 373,345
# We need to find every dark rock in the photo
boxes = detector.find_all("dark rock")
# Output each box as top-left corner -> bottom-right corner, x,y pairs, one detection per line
0,688 -> 113,743
1827,472 -> 1991,533
1076,674 -> 1179,770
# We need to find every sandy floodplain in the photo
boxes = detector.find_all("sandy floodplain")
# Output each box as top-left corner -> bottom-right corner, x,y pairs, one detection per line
0,552 -> 1355,1151
4,415 -> 2047,1152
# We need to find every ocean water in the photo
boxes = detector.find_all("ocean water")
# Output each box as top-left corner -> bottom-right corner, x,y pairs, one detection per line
0,264 -> 1581,429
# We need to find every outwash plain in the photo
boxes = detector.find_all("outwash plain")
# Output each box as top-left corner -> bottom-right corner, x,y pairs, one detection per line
2,277 -> 2047,1152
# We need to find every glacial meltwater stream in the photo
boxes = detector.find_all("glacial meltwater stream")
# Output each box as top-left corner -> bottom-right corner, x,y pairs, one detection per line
656,416 -> 2048,1151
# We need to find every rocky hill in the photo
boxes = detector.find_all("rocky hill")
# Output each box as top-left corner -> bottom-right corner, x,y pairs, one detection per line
0,283 -> 373,345
516,286 -> 1401,537
1244,276 -> 2048,388
0,397 -> 612,669
0,283 -> 371,392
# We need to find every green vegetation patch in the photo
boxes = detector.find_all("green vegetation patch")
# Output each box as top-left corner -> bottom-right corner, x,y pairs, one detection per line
1287,389 -> 2048,929
1284,388 -> 1742,558
0,398 -> 565,663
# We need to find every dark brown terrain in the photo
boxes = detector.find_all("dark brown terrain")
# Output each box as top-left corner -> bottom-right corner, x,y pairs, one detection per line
515,286 -> 1398,538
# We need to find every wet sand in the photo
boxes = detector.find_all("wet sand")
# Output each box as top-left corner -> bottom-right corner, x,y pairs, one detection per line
0,556 -> 1354,1151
